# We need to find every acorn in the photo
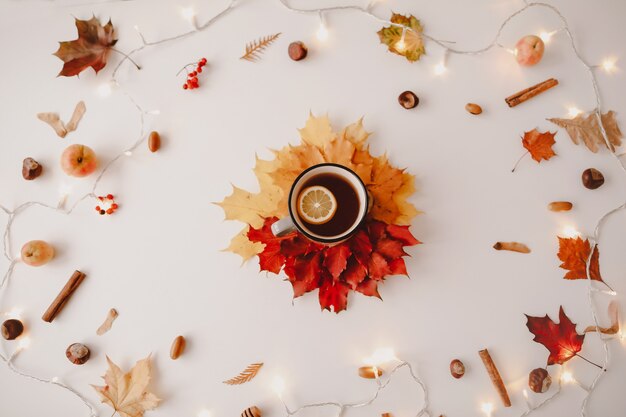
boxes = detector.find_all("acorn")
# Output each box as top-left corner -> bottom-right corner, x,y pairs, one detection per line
582,168 -> 604,189
288,41 -> 308,61
66,343 -> 90,365
449,359 -> 465,379
528,368 -> 552,393
241,406 -> 261,417
398,91 -> 419,109
1,319 -> 24,340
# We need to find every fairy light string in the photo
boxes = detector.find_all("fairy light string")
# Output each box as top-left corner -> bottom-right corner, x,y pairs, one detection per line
0,1 -> 623,416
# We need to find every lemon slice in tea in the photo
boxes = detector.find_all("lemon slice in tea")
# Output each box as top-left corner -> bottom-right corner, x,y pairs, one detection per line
297,186 -> 337,224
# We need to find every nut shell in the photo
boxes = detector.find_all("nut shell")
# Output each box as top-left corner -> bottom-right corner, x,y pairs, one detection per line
528,368 -> 552,393
288,41 -> 308,61
398,91 -> 419,109
450,359 -> 465,379
22,157 -> 43,180
241,406 -> 261,417
66,343 -> 90,365
170,335 -> 186,360
148,131 -> 161,152
582,168 -> 604,189
358,366 -> 383,379
465,103 -> 483,115
1,319 -> 24,340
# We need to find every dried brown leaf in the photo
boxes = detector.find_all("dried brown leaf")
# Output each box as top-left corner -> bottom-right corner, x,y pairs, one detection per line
92,355 -> 160,417
240,33 -> 281,62
223,362 -> 264,385
66,101 -> 86,132
96,308 -> 118,335
37,112 -> 67,137
548,110 -> 622,153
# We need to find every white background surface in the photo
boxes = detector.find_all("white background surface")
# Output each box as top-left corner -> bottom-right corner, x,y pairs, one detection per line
0,0 -> 625,416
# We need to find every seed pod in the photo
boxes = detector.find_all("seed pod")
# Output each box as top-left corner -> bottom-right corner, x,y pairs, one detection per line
170,335 -> 186,360
450,359 -> 465,379
465,103 -> 482,115
66,343 -> 90,365
288,41 -> 308,61
398,91 -> 419,109
241,406 -> 261,417
548,201 -> 573,212
358,366 -> 383,379
582,168 -> 604,189
1,319 -> 24,340
528,368 -> 552,393
148,131 -> 161,152
22,157 -> 43,180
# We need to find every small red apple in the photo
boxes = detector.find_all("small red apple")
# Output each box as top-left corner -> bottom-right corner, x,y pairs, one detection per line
21,240 -> 55,267
515,35 -> 545,66
60,144 -> 98,177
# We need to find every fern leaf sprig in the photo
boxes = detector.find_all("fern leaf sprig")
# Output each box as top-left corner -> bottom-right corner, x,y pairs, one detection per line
223,362 -> 264,385
240,33 -> 281,62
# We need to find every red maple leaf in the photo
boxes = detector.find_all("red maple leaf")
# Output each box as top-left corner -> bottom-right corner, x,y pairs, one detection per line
557,237 -> 603,284
53,17 -> 118,77
525,306 -> 586,366
247,218 -> 420,313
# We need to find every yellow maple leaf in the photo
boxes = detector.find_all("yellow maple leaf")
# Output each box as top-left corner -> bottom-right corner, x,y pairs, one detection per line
223,226 -> 264,262
92,356 -> 160,417
298,113 -> 335,147
216,185 -> 283,229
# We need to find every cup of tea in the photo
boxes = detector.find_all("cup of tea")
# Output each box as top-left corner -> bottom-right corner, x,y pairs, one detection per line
271,163 -> 369,243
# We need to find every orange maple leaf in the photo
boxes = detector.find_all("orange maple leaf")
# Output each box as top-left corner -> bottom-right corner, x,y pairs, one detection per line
557,236 -> 605,285
523,129 -> 556,162
512,129 -> 557,172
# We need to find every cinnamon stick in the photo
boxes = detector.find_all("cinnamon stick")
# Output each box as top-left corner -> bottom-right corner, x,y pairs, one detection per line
505,78 -> 558,107
478,348 -> 511,407
42,270 -> 86,323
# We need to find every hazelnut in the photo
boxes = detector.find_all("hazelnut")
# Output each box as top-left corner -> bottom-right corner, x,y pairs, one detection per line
1,319 -> 24,340
449,359 -> 465,379
582,168 -> 604,189
22,157 -> 42,180
465,103 -> 483,115
148,131 -> 161,153
528,367 -> 552,393
398,91 -> 419,109
66,343 -> 90,365
288,41 -> 308,61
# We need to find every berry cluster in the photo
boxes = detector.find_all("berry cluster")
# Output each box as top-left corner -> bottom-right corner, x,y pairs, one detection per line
182,57 -> 207,90
95,194 -> 119,216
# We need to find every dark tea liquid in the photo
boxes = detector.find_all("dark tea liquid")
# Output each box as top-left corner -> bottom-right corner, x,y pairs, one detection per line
299,173 -> 360,237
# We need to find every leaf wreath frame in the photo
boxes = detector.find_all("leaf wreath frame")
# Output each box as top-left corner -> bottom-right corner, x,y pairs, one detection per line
0,1 -> 625,417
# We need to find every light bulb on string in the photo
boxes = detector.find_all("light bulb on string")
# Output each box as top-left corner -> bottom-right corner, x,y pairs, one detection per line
601,57 -> 617,73
539,30 -> 557,44
567,106 -> 583,118
481,402 -> 494,417
124,150 -> 133,157
561,224 -> 581,238
561,371 -> 574,384
180,7 -> 197,27
272,376 -> 286,400
17,336 -> 31,351
97,81 -> 115,98
315,11 -> 329,42
197,409 -> 211,417
395,27 -> 407,52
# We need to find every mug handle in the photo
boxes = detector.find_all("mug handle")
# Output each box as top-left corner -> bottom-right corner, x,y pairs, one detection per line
271,217 -> 297,237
